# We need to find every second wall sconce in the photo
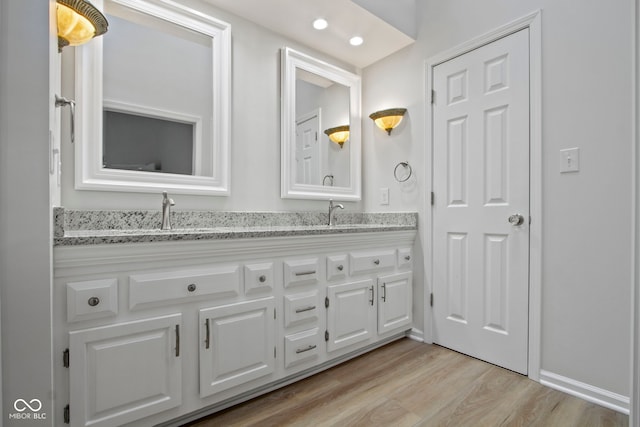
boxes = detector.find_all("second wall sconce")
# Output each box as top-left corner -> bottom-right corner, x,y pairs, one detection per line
369,108 -> 407,135
57,0 -> 109,51
324,125 -> 350,148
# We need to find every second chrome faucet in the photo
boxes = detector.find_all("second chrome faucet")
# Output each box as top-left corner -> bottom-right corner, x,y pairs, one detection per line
328,199 -> 344,226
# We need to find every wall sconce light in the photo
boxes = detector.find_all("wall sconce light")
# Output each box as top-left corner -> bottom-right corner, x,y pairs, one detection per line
57,0 -> 109,51
324,125 -> 350,148
369,108 -> 407,135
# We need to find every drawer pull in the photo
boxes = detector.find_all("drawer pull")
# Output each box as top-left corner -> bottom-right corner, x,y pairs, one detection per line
187,283 -> 197,292
337,265 -> 344,271
175,324 -> 180,357
373,259 -> 380,265
294,270 -> 316,276
259,275 -> 267,283
87,297 -> 100,307
296,344 -> 317,354
295,305 -> 316,314
404,255 -> 411,261
205,318 -> 211,349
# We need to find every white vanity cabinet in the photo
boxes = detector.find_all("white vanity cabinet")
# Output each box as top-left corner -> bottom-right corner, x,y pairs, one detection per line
199,297 -> 276,397
68,313 -> 183,427
53,230 -> 415,426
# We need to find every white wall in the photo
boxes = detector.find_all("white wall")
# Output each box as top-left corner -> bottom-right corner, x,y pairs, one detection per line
0,0 -> 55,425
59,0 -> 363,213
362,0 -> 633,400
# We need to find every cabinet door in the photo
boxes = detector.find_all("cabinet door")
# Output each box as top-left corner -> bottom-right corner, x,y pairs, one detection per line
378,272 -> 413,334
326,279 -> 375,352
200,297 -> 275,398
69,314 -> 182,427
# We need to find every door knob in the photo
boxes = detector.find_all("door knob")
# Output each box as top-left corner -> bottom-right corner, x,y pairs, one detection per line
508,214 -> 525,226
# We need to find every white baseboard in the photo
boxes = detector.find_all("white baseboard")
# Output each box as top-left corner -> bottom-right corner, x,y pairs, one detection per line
407,327 -> 424,342
539,370 -> 630,414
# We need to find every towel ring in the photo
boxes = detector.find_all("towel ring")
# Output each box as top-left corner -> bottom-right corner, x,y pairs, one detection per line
394,161 -> 412,182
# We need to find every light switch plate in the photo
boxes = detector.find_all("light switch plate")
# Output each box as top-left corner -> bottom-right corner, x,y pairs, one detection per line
379,187 -> 389,205
560,148 -> 580,173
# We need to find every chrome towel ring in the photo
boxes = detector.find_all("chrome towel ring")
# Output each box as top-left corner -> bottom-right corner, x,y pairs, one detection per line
394,161 -> 412,182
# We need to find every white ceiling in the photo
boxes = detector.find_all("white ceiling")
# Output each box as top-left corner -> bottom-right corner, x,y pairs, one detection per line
202,0 -> 416,69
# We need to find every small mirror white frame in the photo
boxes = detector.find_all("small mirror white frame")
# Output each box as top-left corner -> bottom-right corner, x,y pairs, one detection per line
75,0 -> 231,195
281,47 -> 362,201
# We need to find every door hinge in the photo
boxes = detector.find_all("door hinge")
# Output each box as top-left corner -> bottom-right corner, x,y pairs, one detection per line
274,308 -> 276,319
274,347 -> 277,358
325,297 -> 329,308
63,404 -> 70,424
431,192 -> 435,206
324,330 -> 329,342
63,348 -> 69,368
431,90 -> 436,104
430,293 -> 434,307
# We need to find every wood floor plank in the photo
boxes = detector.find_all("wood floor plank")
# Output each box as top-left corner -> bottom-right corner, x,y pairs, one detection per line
184,339 -> 629,427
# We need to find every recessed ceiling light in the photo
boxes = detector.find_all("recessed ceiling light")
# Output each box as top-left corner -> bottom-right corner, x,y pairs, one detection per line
313,18 -> 328,30
349,36 -> 364,46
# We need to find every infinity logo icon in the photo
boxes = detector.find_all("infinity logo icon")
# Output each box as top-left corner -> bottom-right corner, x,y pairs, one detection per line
14,399 -> 42,412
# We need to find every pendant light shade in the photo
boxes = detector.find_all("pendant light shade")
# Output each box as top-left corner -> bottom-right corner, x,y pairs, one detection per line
57,0 -> 108,51
369,108 -> 407,135
324,125 -> 350,148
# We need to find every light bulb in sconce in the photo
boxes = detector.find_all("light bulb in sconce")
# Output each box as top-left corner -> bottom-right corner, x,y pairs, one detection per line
56,0 -> 108,51
369,108 -> 407,135
324,125 -> 350,148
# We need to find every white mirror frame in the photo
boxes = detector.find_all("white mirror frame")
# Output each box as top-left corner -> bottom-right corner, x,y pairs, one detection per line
75,0 -> 231,195
281,47 -> 362,201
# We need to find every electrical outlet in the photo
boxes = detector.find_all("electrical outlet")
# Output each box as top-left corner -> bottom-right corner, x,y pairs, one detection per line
380,188 -> 389,205
560,147 -> 580,173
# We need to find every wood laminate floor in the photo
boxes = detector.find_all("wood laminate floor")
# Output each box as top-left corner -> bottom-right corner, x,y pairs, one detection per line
185,339 -> 628,427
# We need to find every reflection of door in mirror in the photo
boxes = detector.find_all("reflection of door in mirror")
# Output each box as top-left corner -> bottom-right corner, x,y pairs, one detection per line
102,2 -> 213,176
295,110 -> 320,185
295,69 -> 350,187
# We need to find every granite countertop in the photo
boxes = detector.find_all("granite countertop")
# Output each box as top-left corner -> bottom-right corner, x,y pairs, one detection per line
53,208 -> 418,246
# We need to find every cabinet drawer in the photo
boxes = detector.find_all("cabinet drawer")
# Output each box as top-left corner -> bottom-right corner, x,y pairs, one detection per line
129,265 -> 240,310
326,254 -> 348,281
67,278 -> 118,323
283,257 -> 320,288
350,249 -> 396,275
245,262 -> 275,295
284,328 -> 321,368
398,248 -> 413,268
284,291 -> 320,328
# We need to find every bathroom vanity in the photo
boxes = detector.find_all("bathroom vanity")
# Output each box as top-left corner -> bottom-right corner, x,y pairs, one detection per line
52,210 -> 417,426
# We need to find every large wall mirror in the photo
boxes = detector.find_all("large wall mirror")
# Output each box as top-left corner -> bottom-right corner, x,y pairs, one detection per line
281,47 -> 361,201
75,0 -> 231,195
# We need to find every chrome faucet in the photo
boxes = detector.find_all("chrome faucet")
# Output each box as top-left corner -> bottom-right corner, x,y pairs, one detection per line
328,199 -> 344,226
161,191 -> 175,230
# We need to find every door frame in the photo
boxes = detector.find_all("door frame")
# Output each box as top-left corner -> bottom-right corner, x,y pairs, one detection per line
423,10 -> 542,381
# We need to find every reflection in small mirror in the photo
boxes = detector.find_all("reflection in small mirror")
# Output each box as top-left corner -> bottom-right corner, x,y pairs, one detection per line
295,69 -> 350,187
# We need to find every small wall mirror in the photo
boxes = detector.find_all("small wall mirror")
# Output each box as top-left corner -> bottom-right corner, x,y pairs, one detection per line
75,0 -> 231,195
281,47 -> 361,201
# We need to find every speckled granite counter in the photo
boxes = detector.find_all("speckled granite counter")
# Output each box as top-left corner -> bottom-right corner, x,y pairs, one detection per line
53,208 -> 418,246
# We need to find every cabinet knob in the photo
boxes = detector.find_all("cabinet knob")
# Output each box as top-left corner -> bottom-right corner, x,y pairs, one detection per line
87,297 -> 100,307
259,275 -> 267,283
405,255 -> 411,261
337,265 -> 344,271
187,283 -> 197,292
373,259 -> 380,265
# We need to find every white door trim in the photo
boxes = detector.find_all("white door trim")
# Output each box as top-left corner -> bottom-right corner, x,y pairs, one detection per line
423,10 -> 542,381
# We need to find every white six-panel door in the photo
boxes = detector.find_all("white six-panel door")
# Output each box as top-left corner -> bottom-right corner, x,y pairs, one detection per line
432,28 -> 530,374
